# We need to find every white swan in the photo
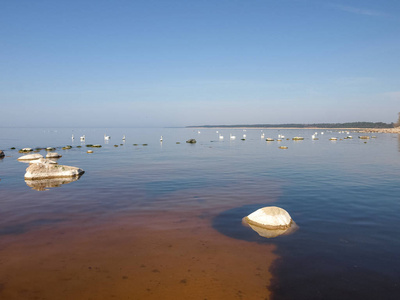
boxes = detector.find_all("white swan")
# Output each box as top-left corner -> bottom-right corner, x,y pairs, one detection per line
104,134 -> 110,140
230,133 -> 236,140
160,136 -> 163,142
72,134 -> 74,140
122,135 -> 126,140
80,135 -> 85,141
219,134 -> 224,140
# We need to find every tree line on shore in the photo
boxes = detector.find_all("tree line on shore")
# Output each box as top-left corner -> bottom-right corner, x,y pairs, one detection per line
188,121 -> 396,129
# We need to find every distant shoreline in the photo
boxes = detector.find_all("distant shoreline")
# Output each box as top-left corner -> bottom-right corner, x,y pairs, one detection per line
188,126 -> 400,133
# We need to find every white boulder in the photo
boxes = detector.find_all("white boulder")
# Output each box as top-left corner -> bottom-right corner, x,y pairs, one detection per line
245,206 -> 292,229
24,158 -> 84,179
17,153 -> 44,161
46,152 -> 62,158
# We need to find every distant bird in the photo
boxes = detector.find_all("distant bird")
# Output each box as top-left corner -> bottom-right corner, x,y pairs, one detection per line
122,135 -> 126,140
80,135 -> 85,141
160,136 -> 163,142
104,134 -> 110,140
72,134 -> 74,140
230,133 -> 236,140
261,133 -> 265,138
219,134 -> 224,140
243,134 -> 247,139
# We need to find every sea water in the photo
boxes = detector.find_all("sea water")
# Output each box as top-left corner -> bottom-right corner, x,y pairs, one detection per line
1,127 -> 400,299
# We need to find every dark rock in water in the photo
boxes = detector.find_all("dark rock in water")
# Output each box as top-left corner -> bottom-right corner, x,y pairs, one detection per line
186,139 -> 197,144
0,150 -> 5,158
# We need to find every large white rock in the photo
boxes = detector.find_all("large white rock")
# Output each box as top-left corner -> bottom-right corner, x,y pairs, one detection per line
24,158 -> 84,179
17,153 -> 44,161
245,206 -> 292,229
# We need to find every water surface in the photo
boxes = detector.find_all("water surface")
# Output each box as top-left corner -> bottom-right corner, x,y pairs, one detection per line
1,128 -> 400,299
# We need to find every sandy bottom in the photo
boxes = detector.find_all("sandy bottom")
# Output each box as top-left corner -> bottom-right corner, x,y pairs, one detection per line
0,208 -> 277,300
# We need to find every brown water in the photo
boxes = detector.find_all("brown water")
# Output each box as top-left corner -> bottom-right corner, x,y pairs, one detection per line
0,208 -> 276,300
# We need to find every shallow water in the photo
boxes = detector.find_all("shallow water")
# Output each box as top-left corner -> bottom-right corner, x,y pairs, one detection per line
1,128 -> 400,299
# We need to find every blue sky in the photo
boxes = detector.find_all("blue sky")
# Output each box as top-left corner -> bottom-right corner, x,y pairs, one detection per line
1,0 -> 399,127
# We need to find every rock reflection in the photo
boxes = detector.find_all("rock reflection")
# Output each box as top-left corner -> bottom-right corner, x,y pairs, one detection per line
242,218 -> 298,238
398,134 -> 400,153
25,175 -> 82,191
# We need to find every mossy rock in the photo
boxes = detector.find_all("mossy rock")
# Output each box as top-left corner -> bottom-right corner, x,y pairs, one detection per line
77,146 -> 82,148
133,144 -> 138,146
92,144 -> 102,148
142,144 -> 148,146
10,147 -> 16,150
114,145 -> 119,147
186,139 -> 197,144
86,144 -> 94,147
19,148 -> 33,153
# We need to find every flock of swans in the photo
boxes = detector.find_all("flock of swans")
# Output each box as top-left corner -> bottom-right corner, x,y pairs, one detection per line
70,129 -> 359,145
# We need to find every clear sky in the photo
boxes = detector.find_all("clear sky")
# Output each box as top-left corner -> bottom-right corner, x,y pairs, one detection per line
1,0 -> 399,127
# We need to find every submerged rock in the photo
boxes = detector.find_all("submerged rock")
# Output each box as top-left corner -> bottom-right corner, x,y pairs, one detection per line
24,158 -> 84,179
17,153 -> 44,161
245,206 -> 292,230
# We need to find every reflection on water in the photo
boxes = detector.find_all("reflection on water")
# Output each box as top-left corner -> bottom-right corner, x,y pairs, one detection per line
398,134 -> 400,152
25,175 -> 83,191
242,218 -> 299,239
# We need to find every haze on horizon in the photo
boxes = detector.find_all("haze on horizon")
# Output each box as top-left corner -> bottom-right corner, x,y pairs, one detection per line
1,0 -> 399,128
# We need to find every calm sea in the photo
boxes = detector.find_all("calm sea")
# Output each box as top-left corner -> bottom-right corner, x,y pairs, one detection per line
1,127 -> 400,299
